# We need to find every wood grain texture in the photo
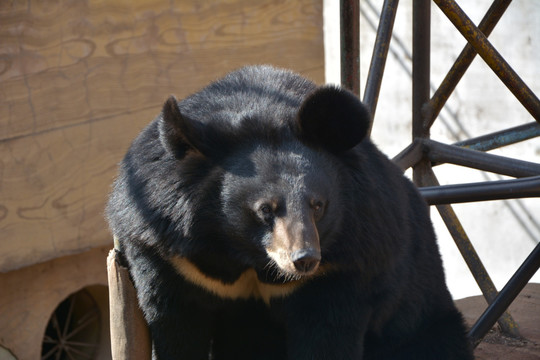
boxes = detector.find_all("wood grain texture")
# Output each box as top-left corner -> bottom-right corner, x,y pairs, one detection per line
108,249 -> 152,360
0,0 -> 324,272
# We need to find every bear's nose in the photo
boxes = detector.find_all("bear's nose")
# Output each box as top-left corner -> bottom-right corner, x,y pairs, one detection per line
291,249 -> 321,274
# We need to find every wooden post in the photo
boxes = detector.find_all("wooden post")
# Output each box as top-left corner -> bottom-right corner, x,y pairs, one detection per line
107,249 -> 152,360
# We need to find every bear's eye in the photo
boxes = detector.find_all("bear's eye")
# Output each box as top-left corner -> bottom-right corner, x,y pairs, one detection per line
260,204 -> 273,214
258,203 -> 275,222
311,200 -> 325,221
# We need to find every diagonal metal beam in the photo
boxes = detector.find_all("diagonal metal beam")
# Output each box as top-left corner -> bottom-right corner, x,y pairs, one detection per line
468,242 -> 540,346
433,0 -> 540,124
423,0 -> 512,130
363,0 -> 400,134
423,169 -> 521,341
453,121 -> 540,152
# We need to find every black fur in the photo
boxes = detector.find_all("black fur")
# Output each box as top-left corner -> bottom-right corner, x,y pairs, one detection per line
296,86 -> 371,153
106,65 -> 473,359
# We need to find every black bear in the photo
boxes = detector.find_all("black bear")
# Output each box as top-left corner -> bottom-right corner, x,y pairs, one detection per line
106,65 -> 473,359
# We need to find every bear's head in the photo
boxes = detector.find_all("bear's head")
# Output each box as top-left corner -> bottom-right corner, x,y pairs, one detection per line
159,84 -> 371,280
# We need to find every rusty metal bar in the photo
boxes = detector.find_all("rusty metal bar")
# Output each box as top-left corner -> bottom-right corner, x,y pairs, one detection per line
453,121 -> 540,152
423,0 -> 512,130
392,139 -> 424,171
340,0 -> 360,96
424,170 -> 521,341
424,139 -> 540,178
469,242 -> 540,346
412,0 -> 430,140
363,0 -> 400,133
412,0 -> 431,187
433,0 -> 540,124
419,175 -> 540,205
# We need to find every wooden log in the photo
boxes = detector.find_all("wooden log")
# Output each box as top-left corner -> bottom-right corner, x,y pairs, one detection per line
108,249 -> 151,360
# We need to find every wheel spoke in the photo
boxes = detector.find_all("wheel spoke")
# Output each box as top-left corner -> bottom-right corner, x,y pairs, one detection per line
63,292 -> 77,338
65,345 -> 93,359
54,345 -> 62,360
51,312 -> 63,342
42,289 -> 101,360
65,348 -> 76,360
43,335 -> 58,344
41,344 -> 59,360
65,340 -> 99,348
65,310 -> 98,340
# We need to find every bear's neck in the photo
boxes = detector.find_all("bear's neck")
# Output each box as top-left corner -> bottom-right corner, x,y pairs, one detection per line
168,255 -> 304,304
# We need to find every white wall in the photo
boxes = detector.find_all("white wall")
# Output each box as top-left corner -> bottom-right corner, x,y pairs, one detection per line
324,0 -> 540,299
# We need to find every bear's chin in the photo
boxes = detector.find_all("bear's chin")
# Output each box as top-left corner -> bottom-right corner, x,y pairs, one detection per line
268,265 -> 311,283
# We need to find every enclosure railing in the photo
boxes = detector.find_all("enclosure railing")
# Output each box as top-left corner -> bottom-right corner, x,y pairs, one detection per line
339,0 -> 540,347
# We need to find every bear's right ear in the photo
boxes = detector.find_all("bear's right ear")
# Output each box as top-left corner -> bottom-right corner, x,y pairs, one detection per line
159,96 -> 206,158
296,86 -> 371,153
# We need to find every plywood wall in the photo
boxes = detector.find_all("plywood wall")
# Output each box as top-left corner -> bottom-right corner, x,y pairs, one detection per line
0,0 -> 324,272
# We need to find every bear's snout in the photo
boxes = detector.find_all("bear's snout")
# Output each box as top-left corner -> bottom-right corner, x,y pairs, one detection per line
266,216 -> 321,277
291,249 -> 321,274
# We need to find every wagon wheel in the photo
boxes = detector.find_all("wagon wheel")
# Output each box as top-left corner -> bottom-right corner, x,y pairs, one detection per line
41,289 -> 101,360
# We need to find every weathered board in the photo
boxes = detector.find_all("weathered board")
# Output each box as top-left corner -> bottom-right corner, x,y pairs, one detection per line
0,0 -> 324,272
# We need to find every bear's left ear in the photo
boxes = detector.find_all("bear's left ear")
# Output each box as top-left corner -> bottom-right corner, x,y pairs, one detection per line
159,95 -> 209,158
296,86 -> 371,153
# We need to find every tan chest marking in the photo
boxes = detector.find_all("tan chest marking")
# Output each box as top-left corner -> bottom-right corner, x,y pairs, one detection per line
169,256 -> 303,304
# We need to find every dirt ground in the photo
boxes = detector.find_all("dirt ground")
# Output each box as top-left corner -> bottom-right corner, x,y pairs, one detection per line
455,283 -> 540,359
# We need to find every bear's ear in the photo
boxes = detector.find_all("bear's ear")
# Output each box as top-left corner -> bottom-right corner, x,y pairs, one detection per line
296,86 -> 371,153
159,95 -> 206,157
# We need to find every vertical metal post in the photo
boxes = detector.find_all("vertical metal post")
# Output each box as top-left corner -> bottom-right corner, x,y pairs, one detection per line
412,0 -> 431,187
340,0 -> 360,97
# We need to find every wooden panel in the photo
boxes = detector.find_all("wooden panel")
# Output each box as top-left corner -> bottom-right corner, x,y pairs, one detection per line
0,0 -> 324,272
0,0 -> 324,141
0,109 -> 153,272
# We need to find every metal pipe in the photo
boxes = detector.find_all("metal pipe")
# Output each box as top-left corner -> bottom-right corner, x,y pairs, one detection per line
468,242 -> 540,346
419,175 -> 540,205
453,122 -> 540,152
412,0 -> 430,141
392,122 -> 540,173
423,0 -> 512,130
424,170 -> 521,340
424,139 -> 540,178
340,0 -> 360,97
392,139 -> 424,171
363,0 -> 400,134
412,0 -> 431,186
433,0 -> 540,124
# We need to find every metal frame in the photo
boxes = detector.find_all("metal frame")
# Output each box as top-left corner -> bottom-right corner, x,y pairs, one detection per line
340,0 -> 540,347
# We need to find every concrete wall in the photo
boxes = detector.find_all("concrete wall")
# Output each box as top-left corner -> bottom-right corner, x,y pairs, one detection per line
324,0 -> 540,298
0,247 -> 110,360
